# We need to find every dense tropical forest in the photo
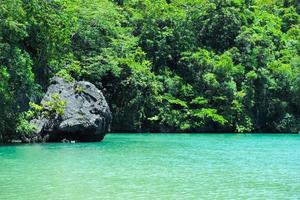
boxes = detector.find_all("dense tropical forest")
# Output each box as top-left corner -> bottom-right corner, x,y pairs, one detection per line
0,0 -> 299,141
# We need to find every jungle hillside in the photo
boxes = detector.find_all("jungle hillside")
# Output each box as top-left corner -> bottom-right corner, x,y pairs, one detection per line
0,0 -> 299,141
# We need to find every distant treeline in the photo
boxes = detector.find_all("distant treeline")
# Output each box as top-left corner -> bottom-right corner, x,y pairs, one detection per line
0,0 -> 299,140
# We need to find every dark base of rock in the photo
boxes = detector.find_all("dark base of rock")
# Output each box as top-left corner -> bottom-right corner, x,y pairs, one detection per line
21,131 -> 105,143
20,133 -> 48,143
44,130 -> 105,142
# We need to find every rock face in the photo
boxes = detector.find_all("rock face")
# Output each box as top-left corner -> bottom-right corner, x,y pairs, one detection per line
30,77 -> 112,142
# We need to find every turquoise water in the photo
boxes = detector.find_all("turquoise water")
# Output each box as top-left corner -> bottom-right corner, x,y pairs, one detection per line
0,134 -> 300,200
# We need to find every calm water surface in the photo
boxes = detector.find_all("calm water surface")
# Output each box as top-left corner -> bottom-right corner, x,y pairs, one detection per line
0,134 -> 300,200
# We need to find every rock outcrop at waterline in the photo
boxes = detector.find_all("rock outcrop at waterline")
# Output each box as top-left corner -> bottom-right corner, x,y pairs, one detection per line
27,77 -> 112,142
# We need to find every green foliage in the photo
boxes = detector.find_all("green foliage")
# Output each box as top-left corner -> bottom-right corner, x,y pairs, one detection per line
56,69 -> 75,83
191,108 -> 228,126
16,113 -> 36,136
29,102 -> 43,118
74,85 -> 85,94
191,0 -> 251,52
44,93 -> 67,117
163,94 -> 188,109
0,0 -> 39,141
191,97 -> 209,106
15,102 -> 42,137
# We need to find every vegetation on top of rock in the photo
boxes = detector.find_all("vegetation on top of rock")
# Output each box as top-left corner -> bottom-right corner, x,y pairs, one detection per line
43,93 -> 67,118
74,85 -> 85,94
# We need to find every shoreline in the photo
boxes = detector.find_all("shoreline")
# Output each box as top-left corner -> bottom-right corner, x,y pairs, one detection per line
1,132 -> 299,146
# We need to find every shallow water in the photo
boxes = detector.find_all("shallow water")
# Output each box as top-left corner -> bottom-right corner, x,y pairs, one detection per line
0,134 -> 300,200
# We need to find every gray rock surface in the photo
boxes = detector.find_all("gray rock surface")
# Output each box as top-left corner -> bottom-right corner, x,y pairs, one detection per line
29,77 -> 112,142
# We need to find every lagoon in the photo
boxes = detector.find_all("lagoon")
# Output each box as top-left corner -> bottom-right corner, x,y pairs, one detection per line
0,134 -> 300,199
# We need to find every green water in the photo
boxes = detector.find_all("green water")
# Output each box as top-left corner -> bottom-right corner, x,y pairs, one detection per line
0,134 -> 300,200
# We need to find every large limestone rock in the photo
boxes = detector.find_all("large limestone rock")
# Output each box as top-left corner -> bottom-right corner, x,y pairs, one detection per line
30,77 -> 112,142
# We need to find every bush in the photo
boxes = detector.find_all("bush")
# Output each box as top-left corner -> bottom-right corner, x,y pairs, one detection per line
44,93 -> 67,117
16,113 -> 37,136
